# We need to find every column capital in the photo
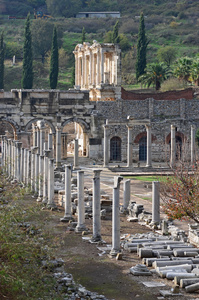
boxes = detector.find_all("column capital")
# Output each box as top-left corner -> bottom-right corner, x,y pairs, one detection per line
93,169 -> 102,178
145,124 -> 152,129
44,150 -> 51,157
191,125 -> 196,130
65,164 -> 72,170
126,125 -> 133,130
171,124 -> 176,130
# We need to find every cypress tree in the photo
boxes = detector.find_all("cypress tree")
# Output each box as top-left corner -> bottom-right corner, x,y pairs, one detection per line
49,26 -> 59,89
81,27 -> 86,44
112,21 -> 119,43
0,32 -> 4,90
22,13 -> 33,89
136,12 -> 148,81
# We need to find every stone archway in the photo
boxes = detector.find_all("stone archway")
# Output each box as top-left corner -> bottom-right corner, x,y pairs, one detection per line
0,118 -> 19,140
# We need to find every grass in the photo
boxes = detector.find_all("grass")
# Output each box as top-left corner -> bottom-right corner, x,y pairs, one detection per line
0,172 -> 63,299
124,175 -> 159,181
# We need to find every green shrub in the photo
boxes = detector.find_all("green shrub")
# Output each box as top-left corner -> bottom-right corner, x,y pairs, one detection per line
160,77 -> 188,92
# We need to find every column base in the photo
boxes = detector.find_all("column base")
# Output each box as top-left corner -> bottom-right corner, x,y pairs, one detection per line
42,197 -> 48,204
75,224 -> 87,233
46,202 -> 57,209
37,196 -> 43,202
60,215 -> 74,222
90,235 -> 102,243
126,164 -> 133,168
109,248 -> 121,257
146,164 -> 152,168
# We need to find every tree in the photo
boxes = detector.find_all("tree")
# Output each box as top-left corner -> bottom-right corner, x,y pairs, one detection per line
32,20 -> 62,64
190,58 -> 199,86
161,162 -> 199,224
139,62 -> 170,90
46,0 -> 82,17
173,57 -> 193,82
136,12 -> 148,81
0,32 -> 4,89
112,21 -> 119,44
49,27 -> 59,89
81,27 -> 86,44
22,13 -> 33,89
157,46 -> 177,67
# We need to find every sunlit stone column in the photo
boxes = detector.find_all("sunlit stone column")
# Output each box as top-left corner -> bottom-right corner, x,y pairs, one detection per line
89,53 -> 92,85
32,124 -> 37,147
60,165 -> 74,222
31,147 -> 37,192
40,123 -> 45,156
37,155 -> 44,202
56,126 -> 62,168
42,149 -> 51,204
103,121 -> 109,167
91,169 -> 102,242
127,125 -> 133,168
191,125 -> 196,165
20,147 -> 24,182
26,149 -> 31,186
75,170 -> 87,232
11,140 -> 15,178
47,158 -> 56,208
48,132 -> 53,157
97,49 -> 100,85
152,181 -> 160,224
100,48 -> 104,84
146,124 -> 152,167
74,139 -> 79,169
36,127 -> 40,153
8,139 -> 12,177
110,176 -> 123,257
170,125 -> 176,168
123,179 -> 130,211
34,152 -> 40,196
16,142 -> 22,182
23,149 -> 27,183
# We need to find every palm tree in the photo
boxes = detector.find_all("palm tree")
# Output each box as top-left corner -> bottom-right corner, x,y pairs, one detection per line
190,58 -> 199,86
139,62 -> 170,90
173,57 -> 193,82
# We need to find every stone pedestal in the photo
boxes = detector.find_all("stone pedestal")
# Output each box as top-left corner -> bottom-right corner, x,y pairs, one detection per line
92,169 -> 102,242
110,176 -> 123,257
47,158 -> 56,208
123,179 -> 130,211
75,171 -> 87,232
152,181 -> 160,224
146,124 -> 152,167
170,125 -> 176,168
127,126 -> 133,168
60,165 -> 74,222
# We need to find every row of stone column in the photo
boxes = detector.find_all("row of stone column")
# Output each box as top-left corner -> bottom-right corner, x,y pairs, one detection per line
104,123 -> 196,168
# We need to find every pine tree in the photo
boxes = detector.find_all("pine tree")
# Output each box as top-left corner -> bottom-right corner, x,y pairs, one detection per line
49,26 -> 59,89
81,27 -> 86,44
136,12 -> 148,81
112,21 -> 119,43
0,32 -> 4,90
22,13 -> 33,89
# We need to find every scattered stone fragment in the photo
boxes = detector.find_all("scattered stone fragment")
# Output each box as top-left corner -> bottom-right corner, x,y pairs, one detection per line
130,264 -> 152,276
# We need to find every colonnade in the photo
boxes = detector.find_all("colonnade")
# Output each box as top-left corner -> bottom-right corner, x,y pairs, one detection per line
103,121 -> 196,168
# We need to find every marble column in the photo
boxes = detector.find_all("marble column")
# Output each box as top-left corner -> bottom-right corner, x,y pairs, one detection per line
127,126 -> 133,168
27,150 -> 31,186
91,169 -> 102,242
48,132 -> 53,158
146,124 -> 152,167
34,152 -> 40,196
100,49 -> 104,84
1,137 -> 5,168
60,165 -> 74,222
47,158 -> 56,208
32,124 -> 37,147
31,147 -> 37,192
110,176 -> 123,257
97,49 -> 100,85
8,139 -> 12,177
23,149 -> 27,183
16,142 -> 22,182
123,179 -> 130,211
191,125 -> 196,165
75,170 -> 87,232
11,140 -> 15,178
37,155 -> 44,202
170,125 -> 176,168
42,149 -> 51,204
103,121 -> 109,167
74,139 -> 79,169
20,147 -> 24,182
152,181 -> 160,224
14,141 -> 18,179
56,126 -> 62,168
40,125 -> 45,156
36,128 -> 40,153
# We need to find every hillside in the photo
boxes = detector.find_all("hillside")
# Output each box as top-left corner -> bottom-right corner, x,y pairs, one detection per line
0,0 -> 199,90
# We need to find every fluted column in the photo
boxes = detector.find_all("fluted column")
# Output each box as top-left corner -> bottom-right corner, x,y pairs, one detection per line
56,126 -> 62,168
127,126 -> 133,168
100,49 -> 104,84
48,132 -> 53,157
146,124 -> 152,167
152,181 -> 160,224
74,139 -> 79,169
91,169 -> 102,242
20,147 -> 24,182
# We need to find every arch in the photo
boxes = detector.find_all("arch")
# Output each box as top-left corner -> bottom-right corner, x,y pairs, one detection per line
110,136 -> 121,161
0,117 -> 19,138
61,117 -> 90,133
134,131 -> 156,144
139,136 -> 147,161
166,131 -> 185,144
24,118 -> 56,134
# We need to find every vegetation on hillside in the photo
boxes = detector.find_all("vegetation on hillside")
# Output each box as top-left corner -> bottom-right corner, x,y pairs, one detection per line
1,0 -> 199,90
